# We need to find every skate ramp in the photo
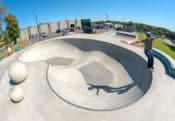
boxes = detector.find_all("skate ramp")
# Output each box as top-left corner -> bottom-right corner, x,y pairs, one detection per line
116,31 -> 137,42
18,38 -> 152,111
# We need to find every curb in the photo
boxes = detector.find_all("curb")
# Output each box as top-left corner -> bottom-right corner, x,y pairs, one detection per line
153,48 -> 175,78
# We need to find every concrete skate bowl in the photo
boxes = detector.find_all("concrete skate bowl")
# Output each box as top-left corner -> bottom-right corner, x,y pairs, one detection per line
18,38 -> 152,111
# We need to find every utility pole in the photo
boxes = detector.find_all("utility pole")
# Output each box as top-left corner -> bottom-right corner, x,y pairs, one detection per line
34,14 -> 40,36
105,13 -> 108,23
123,17 -> 126,28
105,13 -> 109,31
105,13 -> 109,23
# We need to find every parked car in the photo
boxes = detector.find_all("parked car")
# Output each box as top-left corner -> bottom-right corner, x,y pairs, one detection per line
70,28 -> 75,32
82,26 -> 93,33
62,28 -> 74,35
40,32 -> 48,37
56,29 -> 61,33
74,27 -> 81,30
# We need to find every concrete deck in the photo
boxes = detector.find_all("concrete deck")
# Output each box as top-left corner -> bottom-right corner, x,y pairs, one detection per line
0,33 -> 175,121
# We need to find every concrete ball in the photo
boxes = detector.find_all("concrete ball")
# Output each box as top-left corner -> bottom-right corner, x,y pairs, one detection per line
10,86 -> 24,103
8,62 -> 27,84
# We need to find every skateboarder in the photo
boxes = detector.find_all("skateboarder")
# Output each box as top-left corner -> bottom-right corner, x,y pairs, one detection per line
131,33 -> 158,71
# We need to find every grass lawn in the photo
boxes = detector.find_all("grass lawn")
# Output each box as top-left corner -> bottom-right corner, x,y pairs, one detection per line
138,33 -> 175,60
153,39 -> 175,60
0,40 -> 28,59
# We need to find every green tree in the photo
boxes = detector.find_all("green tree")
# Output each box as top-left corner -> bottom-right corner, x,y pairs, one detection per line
0,22 -> 2,39
0,0 -> 7,40
4,14 -> 19,44
126,21 -> 133,26
4,32 -> 10,44
0,0 -> 7,22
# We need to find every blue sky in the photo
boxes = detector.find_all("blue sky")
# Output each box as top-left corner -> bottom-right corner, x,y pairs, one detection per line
3,0 -> 175,31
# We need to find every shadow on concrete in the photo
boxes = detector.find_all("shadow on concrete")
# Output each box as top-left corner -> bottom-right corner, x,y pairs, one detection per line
87,83 -> 136,95
64,38 -> 153,94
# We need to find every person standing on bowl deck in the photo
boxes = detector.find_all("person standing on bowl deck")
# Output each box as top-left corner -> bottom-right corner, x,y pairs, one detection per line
131,33 -> 158,71
6,45 -> 12,56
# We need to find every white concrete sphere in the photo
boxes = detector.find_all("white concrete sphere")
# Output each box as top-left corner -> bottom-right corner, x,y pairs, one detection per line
9,86 -> 24,103
8,62 -> 27,84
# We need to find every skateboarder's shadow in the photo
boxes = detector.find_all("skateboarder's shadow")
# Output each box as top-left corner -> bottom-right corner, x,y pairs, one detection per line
87,83 -> 136,95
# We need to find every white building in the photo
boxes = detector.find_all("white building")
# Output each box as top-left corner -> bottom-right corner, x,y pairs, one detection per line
49,22 -> 59,33
28,26 -> 38,36
59,21 -> 68,30
19,29 -> 29,41
39,23 -> 49,33
18,19 -> 83,41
